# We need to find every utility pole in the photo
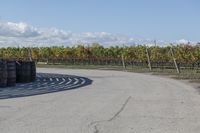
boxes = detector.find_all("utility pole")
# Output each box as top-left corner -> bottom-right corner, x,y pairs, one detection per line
170,44 -> 180,73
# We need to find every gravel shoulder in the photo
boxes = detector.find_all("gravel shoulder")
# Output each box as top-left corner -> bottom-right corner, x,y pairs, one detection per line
0,68 -> 200,133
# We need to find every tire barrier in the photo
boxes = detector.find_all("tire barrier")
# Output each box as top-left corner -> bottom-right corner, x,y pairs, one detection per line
0,60 -> 7,88
0,60 -> 36,87
16,61 -> 32,83
7,60 -> 16,87
0,73 -> 92,99
30,61 -> 36,82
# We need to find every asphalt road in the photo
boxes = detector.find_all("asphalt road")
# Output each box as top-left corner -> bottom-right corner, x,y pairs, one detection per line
0,68 -> 200,133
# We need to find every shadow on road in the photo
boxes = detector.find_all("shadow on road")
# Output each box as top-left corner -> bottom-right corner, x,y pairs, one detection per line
0,73 -> 93,99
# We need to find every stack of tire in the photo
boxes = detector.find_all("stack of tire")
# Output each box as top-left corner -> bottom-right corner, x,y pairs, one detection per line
0,60 -> 36,87
7,60 -> 17,86
16,61 -> 36,83
0,60 -> 7,87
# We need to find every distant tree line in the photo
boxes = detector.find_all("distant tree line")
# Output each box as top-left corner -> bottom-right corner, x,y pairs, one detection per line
0,43 -> 200,65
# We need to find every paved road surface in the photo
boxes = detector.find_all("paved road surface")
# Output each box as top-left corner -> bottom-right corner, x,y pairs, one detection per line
0,68 -> 200,133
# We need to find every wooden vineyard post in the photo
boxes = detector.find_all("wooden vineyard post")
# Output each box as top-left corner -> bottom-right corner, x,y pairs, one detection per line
170,45 -> 180,74
1,48 -> 4,59
28,48 -> 33,61
121,44 -> 126,70
121,54 -> 126,70
145,46 -> 152,71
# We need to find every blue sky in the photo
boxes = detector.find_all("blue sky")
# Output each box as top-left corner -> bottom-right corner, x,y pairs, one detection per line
0,0 -> 199,46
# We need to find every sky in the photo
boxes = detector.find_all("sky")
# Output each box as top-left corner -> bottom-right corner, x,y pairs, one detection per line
0,0 -> 199,47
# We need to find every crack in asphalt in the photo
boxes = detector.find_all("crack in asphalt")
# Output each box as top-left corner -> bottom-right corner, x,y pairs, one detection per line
89,96 -> 132,133
94,125 -> 99,133
108,96 -> 132,122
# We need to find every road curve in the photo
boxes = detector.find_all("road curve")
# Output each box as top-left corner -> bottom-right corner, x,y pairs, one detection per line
0,68 -> 200,133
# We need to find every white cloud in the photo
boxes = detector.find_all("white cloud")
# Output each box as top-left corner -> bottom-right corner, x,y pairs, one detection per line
176,39 -> 190,44
0,21 -> 194,47
0,21 -> 140,47
0,22 -> 40,37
